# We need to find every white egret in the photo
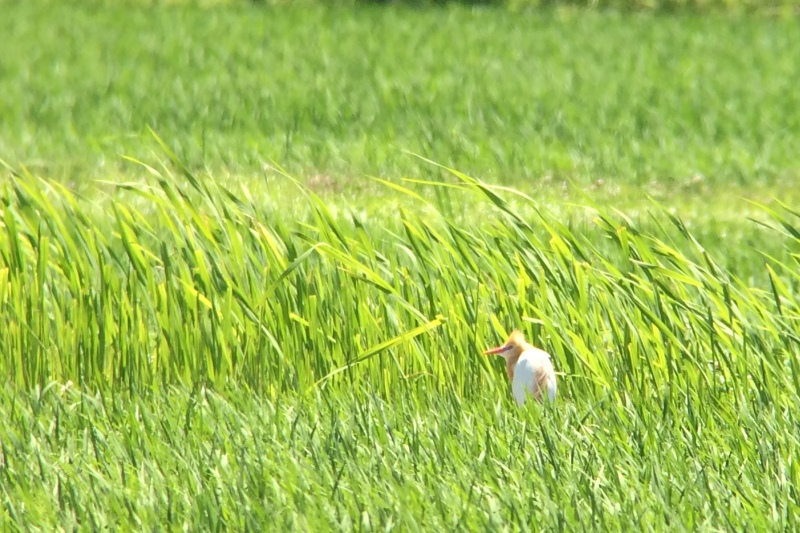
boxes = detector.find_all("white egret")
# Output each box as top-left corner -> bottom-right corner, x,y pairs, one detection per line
483,329 -> 557,405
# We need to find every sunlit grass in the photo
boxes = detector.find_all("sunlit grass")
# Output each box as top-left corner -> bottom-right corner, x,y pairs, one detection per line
1,2 -> 799,195
3,1 -> 800,529
3,380 -> 798,530
1,148 -> 799,528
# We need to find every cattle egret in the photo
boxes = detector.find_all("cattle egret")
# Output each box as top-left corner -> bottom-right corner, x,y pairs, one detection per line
483,329 -> 557,405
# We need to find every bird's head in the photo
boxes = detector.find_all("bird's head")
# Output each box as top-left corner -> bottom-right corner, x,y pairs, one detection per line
482,329 -> 527,362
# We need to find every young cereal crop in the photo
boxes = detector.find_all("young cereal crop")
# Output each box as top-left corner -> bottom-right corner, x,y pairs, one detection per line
1,147 -> 799,529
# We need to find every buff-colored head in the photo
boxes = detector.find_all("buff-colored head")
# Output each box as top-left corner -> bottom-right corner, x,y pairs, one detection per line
482,329 -> 528,362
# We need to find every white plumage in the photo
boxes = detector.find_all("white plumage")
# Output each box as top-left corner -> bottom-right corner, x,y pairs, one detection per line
510,347 -> 557,405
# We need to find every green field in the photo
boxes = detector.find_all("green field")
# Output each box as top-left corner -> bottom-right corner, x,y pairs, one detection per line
2,1 -> 800,530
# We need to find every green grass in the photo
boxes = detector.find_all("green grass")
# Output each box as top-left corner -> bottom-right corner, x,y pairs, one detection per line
1,156 -> 800,529
3,380 -> 798,530
2,2 -> 800,203
3,1 -> 800,530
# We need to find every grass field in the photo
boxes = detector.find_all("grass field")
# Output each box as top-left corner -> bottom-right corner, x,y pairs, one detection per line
3,2 -> 800,198
2,1 -> 800,530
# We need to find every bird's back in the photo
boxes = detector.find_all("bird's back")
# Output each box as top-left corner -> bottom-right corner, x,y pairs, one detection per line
511,347 -> 556,404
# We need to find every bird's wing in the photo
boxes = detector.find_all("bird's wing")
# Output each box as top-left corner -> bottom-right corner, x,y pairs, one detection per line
513,349 -> 556,404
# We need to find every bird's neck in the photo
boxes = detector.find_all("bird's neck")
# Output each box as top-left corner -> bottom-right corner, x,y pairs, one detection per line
505,352 -> 521,382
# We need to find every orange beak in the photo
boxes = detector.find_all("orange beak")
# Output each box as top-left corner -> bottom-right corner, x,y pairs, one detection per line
483,344 -> 510,355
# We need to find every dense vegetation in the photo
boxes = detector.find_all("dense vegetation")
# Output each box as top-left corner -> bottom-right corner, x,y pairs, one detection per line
1,1 -> 799,530
2,2 -> 799,199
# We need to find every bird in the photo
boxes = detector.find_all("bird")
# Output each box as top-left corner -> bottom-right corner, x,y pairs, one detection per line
482,329 -> 557,405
